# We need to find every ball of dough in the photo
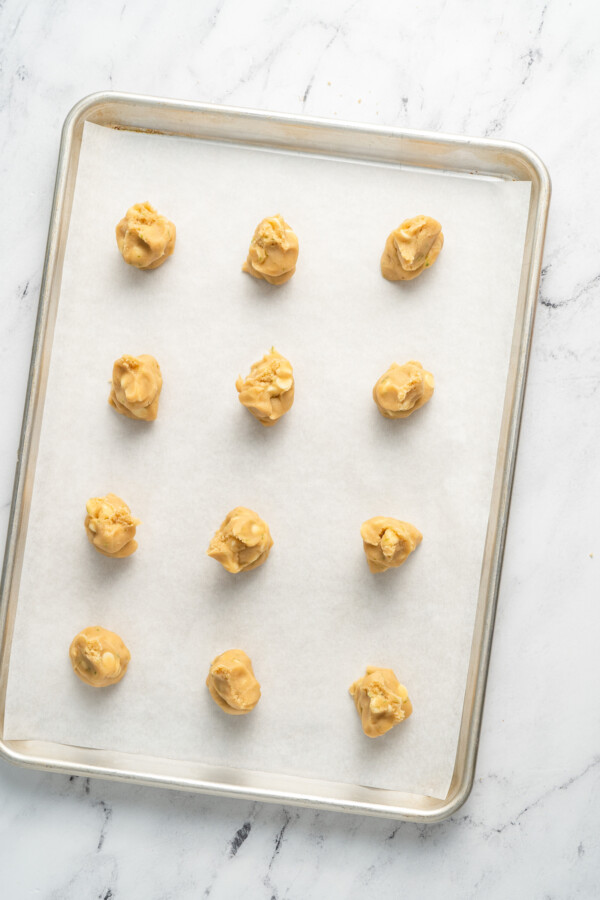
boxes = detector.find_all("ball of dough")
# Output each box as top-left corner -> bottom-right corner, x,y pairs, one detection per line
361,517 -> 422,573
116,201 -> 176,270
206,649 -> 261,715
108,354 -> 163,421
69,626 -> 131,688
380,215 -> 443,281
242,214 -> 299,285
373,360 -> 434,419
85,493 -> 140,558
236,348 -> 294,427
349,666 -> 413,738
207,507 -> 273,574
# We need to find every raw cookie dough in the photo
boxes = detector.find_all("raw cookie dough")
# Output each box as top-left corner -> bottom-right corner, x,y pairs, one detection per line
349,666 -> 413,738
380,215 -> 443,281
69,626 -> 131,688
116,201 -> 176,270
85,493 -> 140,558
236,348 -> 295,427
206,649 -> 261,715
242,214 -> 299,285
361,517 -> 422,573
109,354 -> 163,421
207,507 -> 273,574
373,360 -> 434,419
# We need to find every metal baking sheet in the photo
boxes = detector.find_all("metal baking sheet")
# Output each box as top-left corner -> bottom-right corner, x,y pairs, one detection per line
0,92 -> 549,822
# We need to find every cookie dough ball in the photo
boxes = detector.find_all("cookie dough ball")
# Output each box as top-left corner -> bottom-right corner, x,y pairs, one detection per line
69,626 -> 131,688
116,201 -> 176,270
109,354 -> 163,421
85,493 -> 140,558
236,348 -> 294,427
206,649 -> 261,715
242,214 -> 299,285
373,360 -> 434,419
207,507 -> 273,574
349,666 -> 413,737
361,517 -> 422,573
381,215 -> 443,281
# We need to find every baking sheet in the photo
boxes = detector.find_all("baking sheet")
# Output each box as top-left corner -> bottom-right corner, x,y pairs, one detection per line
3,122 -> 530,799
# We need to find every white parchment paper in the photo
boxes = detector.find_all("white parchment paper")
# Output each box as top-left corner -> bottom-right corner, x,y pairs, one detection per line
3,122 -> 531,799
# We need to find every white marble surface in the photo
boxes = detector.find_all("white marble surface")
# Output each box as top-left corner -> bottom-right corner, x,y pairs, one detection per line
0,0 -> 598,896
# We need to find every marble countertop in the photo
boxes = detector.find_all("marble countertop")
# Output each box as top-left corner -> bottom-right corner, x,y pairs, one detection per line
1,0 -> 598,896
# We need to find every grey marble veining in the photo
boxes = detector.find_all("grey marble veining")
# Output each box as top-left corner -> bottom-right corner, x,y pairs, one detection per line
1,0 -> 599,896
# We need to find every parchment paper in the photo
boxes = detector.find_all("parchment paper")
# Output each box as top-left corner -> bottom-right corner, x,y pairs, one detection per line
3,122 -> 530,799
